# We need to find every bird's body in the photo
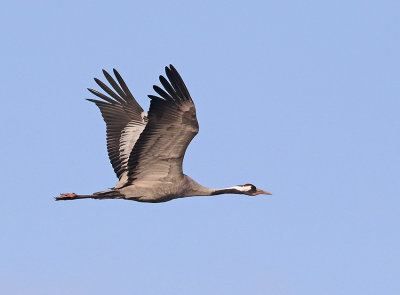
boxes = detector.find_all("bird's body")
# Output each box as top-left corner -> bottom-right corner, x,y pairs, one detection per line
56,65 -> 271,203
118,175 -> 210,202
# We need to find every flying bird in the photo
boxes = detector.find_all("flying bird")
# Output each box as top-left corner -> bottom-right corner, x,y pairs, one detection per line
56,65 -> 271,203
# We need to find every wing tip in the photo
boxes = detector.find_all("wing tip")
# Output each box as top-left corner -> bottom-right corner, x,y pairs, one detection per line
148,94 -> 162,101
86,98 -> 97,104
102,69 -> 110,77
87,87 -> 96,94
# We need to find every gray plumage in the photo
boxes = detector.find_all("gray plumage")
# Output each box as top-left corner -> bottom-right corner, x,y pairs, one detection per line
56,65 -> 271,203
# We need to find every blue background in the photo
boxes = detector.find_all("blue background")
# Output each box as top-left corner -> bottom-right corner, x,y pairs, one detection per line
1,1 -> 399,294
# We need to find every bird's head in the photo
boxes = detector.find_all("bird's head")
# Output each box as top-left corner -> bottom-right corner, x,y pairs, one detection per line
235,184 -> 272,196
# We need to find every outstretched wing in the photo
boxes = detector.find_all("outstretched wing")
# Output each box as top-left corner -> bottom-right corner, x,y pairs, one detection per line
127,65 -> 199,182
87,69 -> 147,183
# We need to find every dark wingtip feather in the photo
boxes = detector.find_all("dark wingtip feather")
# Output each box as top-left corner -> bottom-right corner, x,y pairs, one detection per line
148,94 -> 163,101
163,65 -> 190,102
153,85 -> 173,101
159,75 -> 180,101
112,68 -> 135,101
102,69 -> 128,100
93,77 -> 125,104
170,64 -> 180,74
86,98 -> 103,104
87,88 -> 116,104
168,65 -> 191,100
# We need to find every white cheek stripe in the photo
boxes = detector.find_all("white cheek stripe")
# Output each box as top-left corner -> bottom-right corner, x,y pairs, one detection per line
230,185 -> 252,192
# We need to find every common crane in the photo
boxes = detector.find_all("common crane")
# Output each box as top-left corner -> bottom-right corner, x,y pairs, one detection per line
56,65 -> 271,203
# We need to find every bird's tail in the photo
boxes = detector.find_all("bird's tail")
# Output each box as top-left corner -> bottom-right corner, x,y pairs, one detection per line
55,189 -> 124,201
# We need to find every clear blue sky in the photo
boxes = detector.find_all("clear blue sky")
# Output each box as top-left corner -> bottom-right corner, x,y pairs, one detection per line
1,1 -> 399,294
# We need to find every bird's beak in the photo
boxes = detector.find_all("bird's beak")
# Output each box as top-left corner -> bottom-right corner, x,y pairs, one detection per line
254,189 -> 272,196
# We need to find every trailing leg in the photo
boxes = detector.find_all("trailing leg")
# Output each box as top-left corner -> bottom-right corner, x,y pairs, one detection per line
55,189 -> 124,201
55,193 -> 94,201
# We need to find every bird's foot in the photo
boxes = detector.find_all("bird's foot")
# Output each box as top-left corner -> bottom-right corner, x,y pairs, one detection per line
55,193 -> 77,201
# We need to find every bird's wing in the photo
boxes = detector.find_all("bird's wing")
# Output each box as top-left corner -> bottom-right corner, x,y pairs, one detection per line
127,65 -> 199,182
87,69 -> 147,182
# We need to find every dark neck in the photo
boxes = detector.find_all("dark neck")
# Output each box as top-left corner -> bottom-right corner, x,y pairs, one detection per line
211,188 -> 242,195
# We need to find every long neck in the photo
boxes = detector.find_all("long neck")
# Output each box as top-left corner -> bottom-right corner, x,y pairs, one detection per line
184,177 -> 239,196
189,186 -> 241,197
183,175 -> 242,197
